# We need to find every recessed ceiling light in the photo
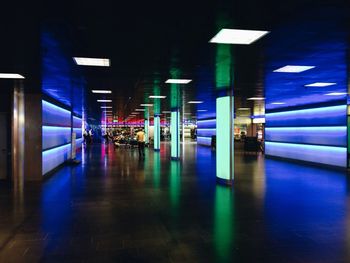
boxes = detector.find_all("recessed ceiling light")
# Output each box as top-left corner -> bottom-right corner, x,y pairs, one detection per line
140,104 -> 153,107
97,99 -> 112,102
325,92 -> 347,96
188,101 -> 204,104
149,95 -> 166,99
73,57 -> 110,67
92,90 -> 112,94
237,108 -> 250,110
247,97 -> 265,100
0,73 -> 25,79
100,106 -> 112,109
271,102 -> 286,105
197,110 -> 207,112
305,82 -> 337,87
209,28 -> 269,45
165,79 -> 192,84
273,65 -> 315,73
135,109 -> 145,111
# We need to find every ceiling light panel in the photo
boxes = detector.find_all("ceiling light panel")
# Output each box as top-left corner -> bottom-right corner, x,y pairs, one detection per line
73,57 -> 110,67
247,97 -> 265,100
188,101 -> 204,104
0,73 -> 25,79
165,79 -> 192,84
149,95 -> 166,99
97,99 -> 112,102
209,29 -> 269,45
92,90 -> 112,94
273,65 -> 315,73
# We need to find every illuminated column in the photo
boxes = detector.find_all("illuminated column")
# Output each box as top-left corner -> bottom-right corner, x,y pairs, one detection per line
154,114 -> 160,151
171,109 -> 180,159
145,118 -> 149,144
216,96 -> 234,185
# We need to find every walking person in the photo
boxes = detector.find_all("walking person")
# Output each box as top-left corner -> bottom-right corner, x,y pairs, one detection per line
136,129 -> 146,159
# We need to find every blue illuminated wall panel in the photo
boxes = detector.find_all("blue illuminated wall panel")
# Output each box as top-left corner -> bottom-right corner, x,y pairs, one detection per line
42,100 -> 71,127
264,10 -> 348,168
42,143 -> 71,175
42,126 -> 71,150
42,100 -> 81,175
265,106 -> 347,167
197,118 -> 216,146
266,106 -> 346,127
265,142 -> 347,168
265,126 -> 347,147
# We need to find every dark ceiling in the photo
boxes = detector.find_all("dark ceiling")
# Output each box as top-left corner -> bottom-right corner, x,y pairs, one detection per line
1,0 -> 349,122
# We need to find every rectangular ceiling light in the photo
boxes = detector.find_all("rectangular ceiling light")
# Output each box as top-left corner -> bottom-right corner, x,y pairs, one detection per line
101,106 -> 112,108
305,82 -> 337,87
149,95 -> 166,99
247,97 -> 265,100
0,73 -> 25,79
92,90 -> 112,94
135,109 -> 146,111
325,92 -> 347,96
271,102 -> 286,105
165,79 -> 192,84
97,99 -> 112,102
73,57 -> 110,67
273,65 -> 315,73
197,110 -> 207,112
209,28 -> 269,45
188,101 -> 204,104
140,104 -> 153,107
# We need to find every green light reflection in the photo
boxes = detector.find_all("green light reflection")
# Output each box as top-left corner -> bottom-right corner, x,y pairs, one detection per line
214,185 -> 235,261
170,161 -> 181,208
153,151 -> 161,188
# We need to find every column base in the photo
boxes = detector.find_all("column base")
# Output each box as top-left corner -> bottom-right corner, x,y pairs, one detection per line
216,177 -> 233,186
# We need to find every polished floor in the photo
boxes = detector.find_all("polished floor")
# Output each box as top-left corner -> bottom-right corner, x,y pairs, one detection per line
0,142 -> 349,262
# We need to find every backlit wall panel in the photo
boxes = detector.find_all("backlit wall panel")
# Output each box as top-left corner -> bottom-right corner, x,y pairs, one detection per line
265,105 -> 347,167
42,126 -> 71,150
42,100 -> 71,127
197,119 -> 216,146
265,127 -> 346,147
265,142 -> 347,167
42,143 -> 71,175
197,136 -> 212,146
73,128 -> 82,139
266,105 -> 346,127
42,100 -> 79,175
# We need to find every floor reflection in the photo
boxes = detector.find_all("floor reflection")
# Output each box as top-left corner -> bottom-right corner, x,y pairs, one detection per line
0,142 -> 349,262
